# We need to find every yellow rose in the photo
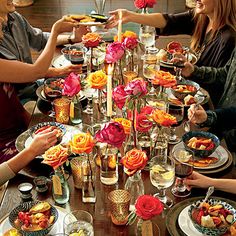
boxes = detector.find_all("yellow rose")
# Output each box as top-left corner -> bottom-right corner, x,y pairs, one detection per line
113,118 -> 131,135
87,70 -> 107,89
70,133 -> 95,154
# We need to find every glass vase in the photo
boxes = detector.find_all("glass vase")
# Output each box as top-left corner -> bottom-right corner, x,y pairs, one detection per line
124,171 -> 144,211
136,218 -> 160,236
92,89 -> 106,124
52,166 -> 70,205
70,95 -> 82,125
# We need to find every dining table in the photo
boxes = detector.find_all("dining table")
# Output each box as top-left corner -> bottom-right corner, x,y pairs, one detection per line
0,47 -> 236,236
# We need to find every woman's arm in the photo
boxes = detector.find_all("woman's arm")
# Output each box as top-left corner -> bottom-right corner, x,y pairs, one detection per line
0,18 -> 78,83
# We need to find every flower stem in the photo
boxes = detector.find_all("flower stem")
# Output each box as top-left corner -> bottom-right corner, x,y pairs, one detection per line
86,153 -> 95,194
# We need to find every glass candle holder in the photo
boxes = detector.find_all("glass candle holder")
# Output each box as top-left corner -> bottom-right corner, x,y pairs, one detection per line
70,157 -> 83,189
53,97 -> 71,124
108,189 -> 131,225
33,176 -> 48,193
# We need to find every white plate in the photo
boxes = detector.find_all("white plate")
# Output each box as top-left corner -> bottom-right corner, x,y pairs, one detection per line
52,55 -> 72,68
172,142 -> 229,169
78,21 -> 106,26
0,206 -> 68,235
178,205 -> 203,236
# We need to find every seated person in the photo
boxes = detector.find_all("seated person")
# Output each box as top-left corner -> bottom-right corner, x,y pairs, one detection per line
0,1 -> 88,103
0,16 -> 78,163
0,128 -> 57,186
186,171 -> 236,194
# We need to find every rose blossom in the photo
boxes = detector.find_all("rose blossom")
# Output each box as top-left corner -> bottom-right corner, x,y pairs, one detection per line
105,42 -> 125,64
136,113 -> 153,133
134,0 -> 157,9
62,72 -> 81,97
123,37 -> 138,50
82,32 -> 101,48
95,121 -> 126,147
124,78 -> 148,97
112,85 -> 127,109
141,105 -> 154,115
135,195 -> 163,220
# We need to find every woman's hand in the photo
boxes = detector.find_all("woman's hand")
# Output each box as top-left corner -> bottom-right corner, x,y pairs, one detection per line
188,104 -> 207,124
52,17 -> 79,35
185,171 -> 214,189
106,9 -> 131,28
47,65 -> 83,77
27,128 -> 58,157
181,62 -> 195,77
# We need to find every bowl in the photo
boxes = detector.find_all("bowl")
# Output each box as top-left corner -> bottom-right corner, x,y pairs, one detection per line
43,77 -> 64,101
182,131 -> 220,158
61,44 -> 87,64
171,80 -> 200,100
9,201 -> 58,236
89,13 -> 109,23
29,121 -> 66,144
189,198 -> 236,235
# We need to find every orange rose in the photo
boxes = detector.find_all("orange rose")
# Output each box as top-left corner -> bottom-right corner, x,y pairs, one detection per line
150,109 -> 177,127
120,148 -> 148,176
82,32 -> 101,48
70,133 -> 95,154
152,70 -> 176,87
87,70 -> 107,89
123,31 -> 138,39
113,118 -> 131,135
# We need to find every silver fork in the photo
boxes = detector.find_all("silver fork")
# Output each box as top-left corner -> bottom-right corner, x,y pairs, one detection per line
183,104 -> 199,132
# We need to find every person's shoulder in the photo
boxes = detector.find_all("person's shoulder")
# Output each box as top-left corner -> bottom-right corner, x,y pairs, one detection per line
9,11 -> 24,19
219,26 -> 236,40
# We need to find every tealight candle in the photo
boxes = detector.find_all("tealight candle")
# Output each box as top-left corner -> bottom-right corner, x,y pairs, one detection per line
18,182 -> 33,200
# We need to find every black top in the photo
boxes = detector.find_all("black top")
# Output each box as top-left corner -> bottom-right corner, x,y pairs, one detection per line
157,10 -> 236,106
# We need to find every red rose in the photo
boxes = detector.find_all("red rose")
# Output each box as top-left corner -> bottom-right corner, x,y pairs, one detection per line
105,42 -> 125,64
134,0 -> 157,9
123,37 -> 139,50
62,73 -> 81,97
112,85 -> 127,109
136,113 -> 153,133
141,105 -> 154,115
95,121 -> 126,147
135,195 -> 163,220
125,78 -> 148,98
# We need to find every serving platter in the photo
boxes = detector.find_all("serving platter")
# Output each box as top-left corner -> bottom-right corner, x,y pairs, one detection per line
172,142 -> 229,170
166,197 -> 236,236
0,206 -> 68,235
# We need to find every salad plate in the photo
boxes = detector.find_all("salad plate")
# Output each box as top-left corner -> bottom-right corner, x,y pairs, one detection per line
0,206 -> 68,235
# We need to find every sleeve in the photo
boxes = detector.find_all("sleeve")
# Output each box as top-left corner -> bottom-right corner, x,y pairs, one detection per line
0,162 -> 15,186
21,15 -> 49,51
156,10 -> 195,36
197,110 -> 217,128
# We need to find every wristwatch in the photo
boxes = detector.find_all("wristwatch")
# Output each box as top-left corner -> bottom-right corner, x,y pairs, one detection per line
68,34 -> 73,44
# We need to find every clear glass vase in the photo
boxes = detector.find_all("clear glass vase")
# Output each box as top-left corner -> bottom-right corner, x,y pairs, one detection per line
124,171 -> 144,211
136,218 -> 160,236
70,95 -> 82,125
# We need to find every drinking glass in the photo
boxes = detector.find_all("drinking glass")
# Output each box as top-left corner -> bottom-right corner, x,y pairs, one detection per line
168,104 -> 184,144
171,148 -> 194,197
83,88 -> 95,115
139,25 -> 156,52
64,210 -> 94,236
150,155 -> 175,207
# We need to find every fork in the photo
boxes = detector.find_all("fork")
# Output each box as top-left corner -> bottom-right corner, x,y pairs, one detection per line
183,104 -> 199,132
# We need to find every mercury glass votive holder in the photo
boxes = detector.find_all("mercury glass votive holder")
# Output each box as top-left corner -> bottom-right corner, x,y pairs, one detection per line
108,189 -> 131,225
53,97 -> 71,124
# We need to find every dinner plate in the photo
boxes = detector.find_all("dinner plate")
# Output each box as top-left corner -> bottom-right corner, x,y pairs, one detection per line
0,206 -> 68,235
166,197 -> 236,236
15,124 -> 81,154
78,21 -> 106,26
166,87 -> 209,107
172,142 -> 229,170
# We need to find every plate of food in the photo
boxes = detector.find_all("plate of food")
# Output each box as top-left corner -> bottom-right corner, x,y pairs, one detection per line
166,197 -> 236,236
0,202 -> 68,236
172,141 -> 229,170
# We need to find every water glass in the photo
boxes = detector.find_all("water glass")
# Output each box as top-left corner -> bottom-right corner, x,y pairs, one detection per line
33,176 -> 48,193
108,189 -> 131,225
64,210 -> 94,236
53,97 -> 71,124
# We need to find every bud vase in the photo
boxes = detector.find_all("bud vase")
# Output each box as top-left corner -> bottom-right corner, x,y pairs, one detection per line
136,218 -> 160,236
70,95 -> 82,125
124,170 -> 144,211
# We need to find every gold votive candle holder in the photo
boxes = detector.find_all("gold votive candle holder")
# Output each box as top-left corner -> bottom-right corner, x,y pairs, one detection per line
123,71 -> 138,85
53,97 -> 70,124
108,189 -> 131,225
70,157 -> 84,189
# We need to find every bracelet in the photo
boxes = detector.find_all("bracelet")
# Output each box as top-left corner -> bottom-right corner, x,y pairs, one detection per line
68,34 -> 73,44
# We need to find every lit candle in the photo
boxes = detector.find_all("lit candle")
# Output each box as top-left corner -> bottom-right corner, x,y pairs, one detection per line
117,10 -> 122,42
107,64 -> 113,117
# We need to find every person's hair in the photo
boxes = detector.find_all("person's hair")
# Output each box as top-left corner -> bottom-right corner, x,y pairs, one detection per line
191,0 -> 236,52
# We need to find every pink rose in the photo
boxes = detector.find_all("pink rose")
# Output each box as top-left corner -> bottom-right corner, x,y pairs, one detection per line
95,121 -> 126,147
124,78 -> 148,97
141,105 -> 154,115
105,42 -> 125,64
62,73 -> 81,97
134,0 -> 157,9
112,85 -> 127,109
135,195 -> 163,220
136,113 -> 153,133
123,37 -> 138,50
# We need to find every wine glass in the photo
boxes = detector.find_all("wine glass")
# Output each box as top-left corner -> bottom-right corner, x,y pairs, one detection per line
150,155 -> 175,207
83,88 -> 96,115
139,25 -> 156,57
171,148 -> 194,197
168,104 -> 184,144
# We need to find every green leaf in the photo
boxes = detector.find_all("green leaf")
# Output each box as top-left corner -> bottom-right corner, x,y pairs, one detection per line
127,211 -> 137,225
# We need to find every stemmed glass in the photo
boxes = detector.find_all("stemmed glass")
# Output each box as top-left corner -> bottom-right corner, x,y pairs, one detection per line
83,88 -> 95,115
150,155 -> 175,208
171,148 -> 194,197
168,104 -> 184,144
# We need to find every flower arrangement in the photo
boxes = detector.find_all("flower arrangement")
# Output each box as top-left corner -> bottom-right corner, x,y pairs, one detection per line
62,72 -> 81,97
105,41 -> 125,64
113,118 -> 131,135
149,109 -> 177,127
82,32 -> 102,48
69,133 -> 95,154
134,0 -> 157,9
120,148 -> 148,176
87,70 -> 107,89
128,194 -> 163,225
95,121 -> 126,148
124,77 -> 148,98
114,31 -> 139,50
136,106 -> 154,133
